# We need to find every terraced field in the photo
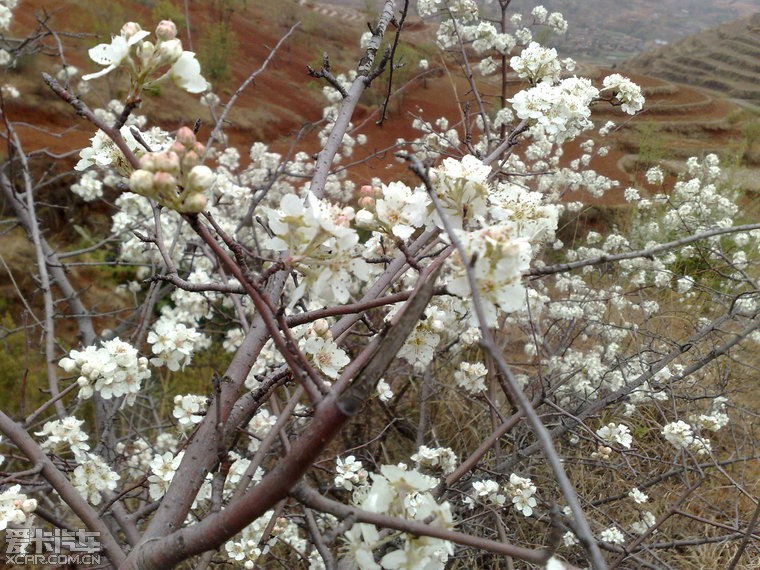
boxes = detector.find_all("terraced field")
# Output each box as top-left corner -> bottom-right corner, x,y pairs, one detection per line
627,13 -> 760,104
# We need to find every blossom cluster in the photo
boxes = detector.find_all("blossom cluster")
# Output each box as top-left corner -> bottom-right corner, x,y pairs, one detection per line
453,361 -> 488,393
335,455 -> 368,491
661,420 -> 712,456
596,423 -> 633,449
129,126 -> 215,212
0,0 -> 16,32
344,464 -> 453,569
505,473 -> 538,517
447,226 -> 532,326
148,450 -> 184,500
429,154 -> 490,230
147,317 -> 206,371
263,192 -> 372,304
83,20 -> 207,96
410,445 -> 458,474
172,394 -> 208,427
300,322 -> 351,379
0,485 -> 36,531
224,509 -> 325,569
70,453 -> 120,506
59,338 -> 151,406
464,473 -> 538,517
35,416 -> 90,460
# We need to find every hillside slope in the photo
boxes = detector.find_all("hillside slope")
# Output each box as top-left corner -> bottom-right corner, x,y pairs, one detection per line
4,0 -> 756,206
626,12 -> 760,104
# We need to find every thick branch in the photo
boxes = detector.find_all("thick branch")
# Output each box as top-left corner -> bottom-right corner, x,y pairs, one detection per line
122,253 -> 442,569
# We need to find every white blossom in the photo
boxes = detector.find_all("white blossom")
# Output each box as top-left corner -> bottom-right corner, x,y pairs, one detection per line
335,456 -> 368,491
0,485 -> 36,531
411,446 -> 457,474
602,74 -> 645,115
454,361 -> 488,393
71,453 -> 120,505
629,488 -> 649,504
596,423 -> 633,449
506,473 -> 538,517
172,394 -> 207,426
59,338 -> 150,406
600,526 -> 625,545
36,416 -> 90,459
376,379 -> 394,403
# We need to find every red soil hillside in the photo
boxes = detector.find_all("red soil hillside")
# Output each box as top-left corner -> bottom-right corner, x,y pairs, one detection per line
3,0 -> 753,207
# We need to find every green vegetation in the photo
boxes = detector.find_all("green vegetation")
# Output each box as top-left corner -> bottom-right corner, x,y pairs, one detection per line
198,0 -> 246,83
151,0 -> 186,31
77,0 -> 126,40
199,22 -> 238,83
636,122 -> 669,166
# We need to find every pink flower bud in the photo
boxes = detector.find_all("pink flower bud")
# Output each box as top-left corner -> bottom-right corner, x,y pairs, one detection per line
155,20 -> 178,41
169,141 -> 186,156
176,126 -> 196,147
181,192 -> 207,213
129,169 -> 155,195
186,165 -> 215,191
193,142 -> 205,156
359,196 -> 375,209
138,153 -> 157,171
154,151 -> 181,175
181,151 -> 200,169
359,184 -> 374,196
120,22 -> 143,40
153,171 -> 177,194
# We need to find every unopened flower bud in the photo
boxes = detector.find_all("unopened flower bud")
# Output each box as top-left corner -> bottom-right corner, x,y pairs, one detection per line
274,517 -> 289,534
176,126 -> 196,147
312,319 -> 330,336
169,141 -> 186,156
359,184 -> 374,196
193,142 -> 205,156
138,152 -> 157,171
22,499 -> 37,512
137,41 -> 155,66
155,20 -> 178,41
186,165 -> 215,191
153,171 -> 177,194
156,38 -> 183,65
181,150 -> 200,169
358,196 -> 374,209
129,169 -> 155,195
154,150 -> 181,175
120,22 -> 143,40
181,192 -> 207,213
355,209 -> 374,226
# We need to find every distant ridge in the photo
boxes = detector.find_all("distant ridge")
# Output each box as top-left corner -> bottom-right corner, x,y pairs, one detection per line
626,13 -> 760,104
